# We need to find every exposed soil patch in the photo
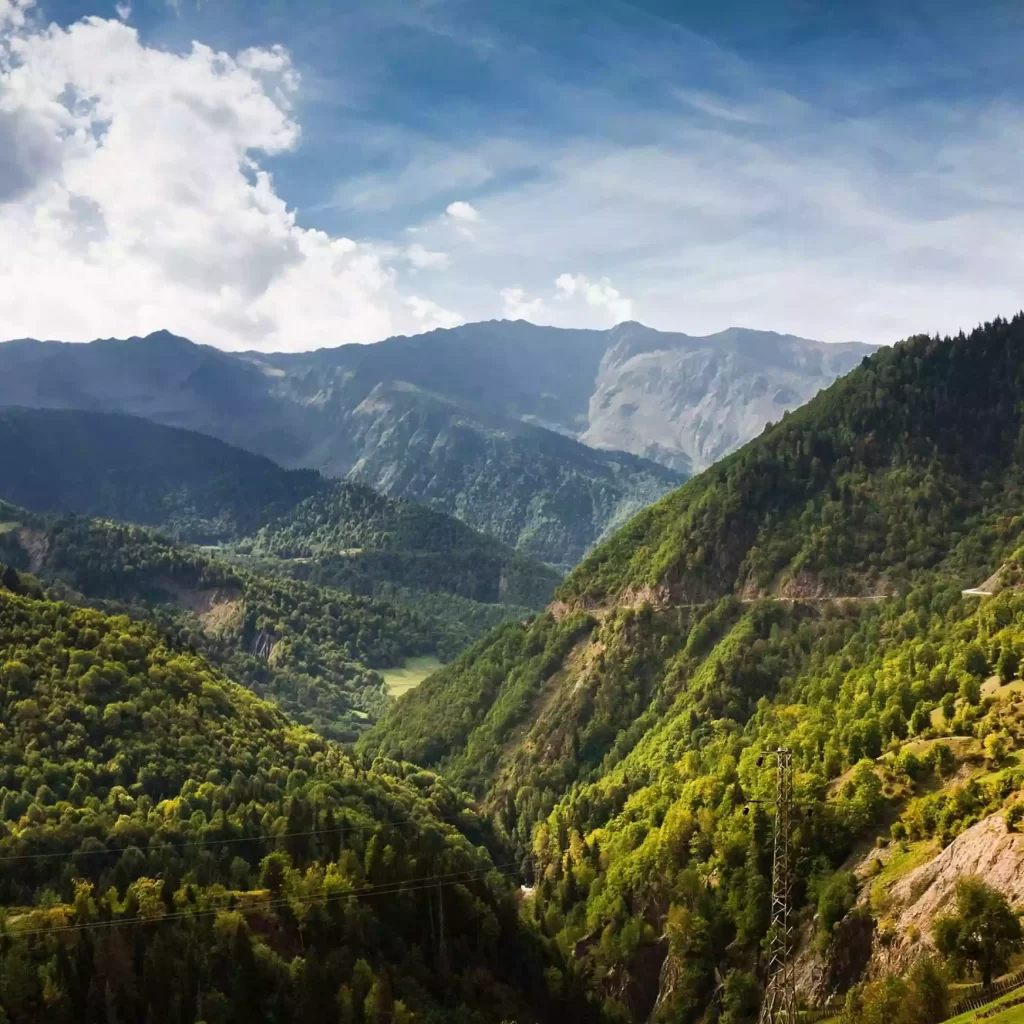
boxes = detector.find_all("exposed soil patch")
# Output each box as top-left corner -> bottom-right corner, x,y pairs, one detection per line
155,577 -> 244,634
16,527 -> 50,574
889,814 -> 1024,947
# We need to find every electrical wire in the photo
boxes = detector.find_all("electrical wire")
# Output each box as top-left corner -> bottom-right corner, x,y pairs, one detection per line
0,812 -> 470,865
5,861 -> 522,940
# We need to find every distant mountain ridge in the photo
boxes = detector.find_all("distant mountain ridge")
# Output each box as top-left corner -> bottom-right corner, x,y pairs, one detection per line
580,323 -> 872,473
0,320 -> 871,565
0,407 -> 559,611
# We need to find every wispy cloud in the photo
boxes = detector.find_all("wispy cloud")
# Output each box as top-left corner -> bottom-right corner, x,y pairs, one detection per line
500,286 -> 544,321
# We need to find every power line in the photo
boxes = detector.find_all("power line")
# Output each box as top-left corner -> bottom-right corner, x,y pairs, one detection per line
0,813 -> 464,866
5,861 -> 521,940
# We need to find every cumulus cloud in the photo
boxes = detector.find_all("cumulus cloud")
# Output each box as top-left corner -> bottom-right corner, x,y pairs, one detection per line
446,200 -> 480,223
0,4 -> 459,349
555,273 -> 632,324
115,3 -> 131,21
405,243 -> 450,269
0,0 -> 31,33
500,286 -> 545,321
404,295 -> 462,330
444,199 -> 482,239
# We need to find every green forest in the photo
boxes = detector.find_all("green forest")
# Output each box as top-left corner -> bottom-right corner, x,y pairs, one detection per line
0,575 -> 585,1023
362,315 -> 1024,1020
237,481 -> 561,608
0,506 -> 479,740
0,408 -> 323,544
0,406 -> 560,613
8,315 -> 1024,1021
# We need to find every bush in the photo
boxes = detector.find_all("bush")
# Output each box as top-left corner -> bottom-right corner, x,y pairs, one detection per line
934,876 -> 1023,987
817,871 -> 858,951
998,646 -> 1020,684
959,676 -> 982,706
840,959 -> 948,1024
721,969 -> 761,1024
1007,802 -> 1024,832
926,742 -> 956,777
940,692 -> 957,722
985,731 -> 1009,763
894,750 -> 924,780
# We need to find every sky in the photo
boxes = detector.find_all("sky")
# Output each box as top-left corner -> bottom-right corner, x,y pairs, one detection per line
1,0 -> 1023,351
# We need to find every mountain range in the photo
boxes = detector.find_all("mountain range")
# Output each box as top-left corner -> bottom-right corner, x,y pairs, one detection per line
0,320 -> 871,567
11,311 -> 1014,1023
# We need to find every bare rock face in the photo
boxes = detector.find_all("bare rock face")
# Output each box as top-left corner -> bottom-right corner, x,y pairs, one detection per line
581,323 -> 870,475
889,814 -> 1024,943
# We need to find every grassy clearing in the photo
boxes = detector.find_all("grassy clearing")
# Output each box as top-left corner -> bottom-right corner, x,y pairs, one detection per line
381,656 -> 443,698
870,837 -> 939,889
983,677 -> 1024,701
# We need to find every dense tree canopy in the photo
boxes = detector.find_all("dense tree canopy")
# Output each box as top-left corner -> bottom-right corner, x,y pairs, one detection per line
1,508 -> 452,740
0,580 -> 584,1023
364,316 -> 1024,1021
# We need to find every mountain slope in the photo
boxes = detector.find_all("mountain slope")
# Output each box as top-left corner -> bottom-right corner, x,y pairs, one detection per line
0,320 -> 870,565
0,406 -> 559,610
561,317 -> 1024,609
361,314 -> 1024,1020
369,314 -> 1024,782
0,405 -> 321,543
307,379 -> 682,567
0,503 -> 445,740
0,575 -> 583,1023
251,319 -> 869,475
580,323 -> 871,473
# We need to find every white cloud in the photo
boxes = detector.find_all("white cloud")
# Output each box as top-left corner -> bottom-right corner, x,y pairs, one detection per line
446,200 -> 480,223
404,295 -> 462,330
444,199 -> 483,240
500,286 -> 545,321
114,3 -> 131,21
555,273 -> 632,324
0,0 -> 31,34
0,7 -> 459,349
405,243 -> 449,269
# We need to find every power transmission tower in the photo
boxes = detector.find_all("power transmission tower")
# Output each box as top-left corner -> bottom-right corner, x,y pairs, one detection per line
757,747 -> 798,1024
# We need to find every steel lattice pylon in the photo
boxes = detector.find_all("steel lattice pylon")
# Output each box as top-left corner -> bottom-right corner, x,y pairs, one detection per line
757,747 -> 798,1024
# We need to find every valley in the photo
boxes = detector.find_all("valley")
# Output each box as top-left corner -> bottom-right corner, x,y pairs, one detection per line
381,656 -> 445,698
2,314 -> 1024,1023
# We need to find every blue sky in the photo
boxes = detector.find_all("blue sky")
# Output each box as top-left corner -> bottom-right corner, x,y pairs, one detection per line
1,0 -> 1022,348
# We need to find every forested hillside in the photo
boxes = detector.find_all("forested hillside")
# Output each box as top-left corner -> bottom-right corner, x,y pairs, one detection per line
0,407 -> 558,647
363,315 -> 1024,1021
238,480 -> 560,608
0,504 -> 465,740
562,317 -> 1024,608
0,406 -> 321,544
0,576 -> 584,1023
292,380 -> 684,568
